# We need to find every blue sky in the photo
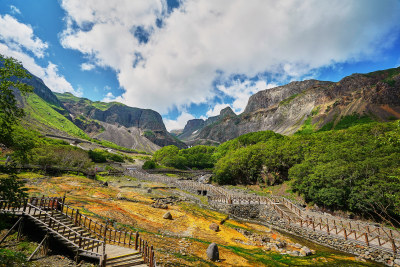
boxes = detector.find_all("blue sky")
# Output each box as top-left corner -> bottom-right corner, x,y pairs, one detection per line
1,0 -> 400,130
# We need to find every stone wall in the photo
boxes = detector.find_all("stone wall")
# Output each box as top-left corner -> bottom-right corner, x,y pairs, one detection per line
209,201 -> 399,266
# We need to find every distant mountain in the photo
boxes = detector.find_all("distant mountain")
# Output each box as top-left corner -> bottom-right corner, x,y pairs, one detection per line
54,92 -> 186,151
177,67 -> 400,144
175,106 -> 237,146
14,70 -> 185,153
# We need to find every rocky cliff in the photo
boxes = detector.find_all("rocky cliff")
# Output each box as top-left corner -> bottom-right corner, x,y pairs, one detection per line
55,93 -> 186,149
176,106 -> 237,145
179,67 -> 400,143
12,67 -> 185,152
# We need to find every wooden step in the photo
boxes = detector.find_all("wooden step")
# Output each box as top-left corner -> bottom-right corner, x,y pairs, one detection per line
107,252 -> 141,262
107,254 -> 142,265
106,258 -> 145,267
83,242 -> 102,251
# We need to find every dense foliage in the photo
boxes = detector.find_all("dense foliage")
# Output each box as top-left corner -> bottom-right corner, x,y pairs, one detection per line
0,54 -> 33,146
142,160 -> 156,169
0,173 -> 27,205
153,123 -> 400,220
153,145 -> 215,169
88,149 -> 124,163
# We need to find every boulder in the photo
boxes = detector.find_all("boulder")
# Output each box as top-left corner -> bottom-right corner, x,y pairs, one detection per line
152,201 -> 168,209
394,258 -> 400,265
209,223 -> 220,232
300,246 -> 312,256
261,237 -> 270,243
206,243 -> 219,261
103,181 -> 108,187
147,188 -> 152,193
276,241 -> 286,248
163,211 -> 172,220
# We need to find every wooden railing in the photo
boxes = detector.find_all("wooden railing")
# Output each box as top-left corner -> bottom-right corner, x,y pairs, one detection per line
0,196 -> 157,267
26,202 -> 105,259
0,197 -> 105,260
56,200 -> 156,266
129,169 -> 400,256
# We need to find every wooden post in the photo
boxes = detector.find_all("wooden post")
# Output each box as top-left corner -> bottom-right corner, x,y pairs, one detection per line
75,210 -> 79,225
344,229 -> 348,240
365,233 -> 369,246
390,230 -> 397,254
150,246 -> 154,267
17,217 -> 24,241
23,199 -> 28,213
103,221 -> 108,243
135,232 -> 139,250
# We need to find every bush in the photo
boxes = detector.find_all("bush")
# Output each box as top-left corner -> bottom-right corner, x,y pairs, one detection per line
88,149 -> 107,163
142,160 -> 156,169
0,248 -> 27,265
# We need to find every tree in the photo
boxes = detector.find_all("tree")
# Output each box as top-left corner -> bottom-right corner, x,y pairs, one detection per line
0,54 -> 33,144
0,55 -> 32,204
0,173 -> 28,205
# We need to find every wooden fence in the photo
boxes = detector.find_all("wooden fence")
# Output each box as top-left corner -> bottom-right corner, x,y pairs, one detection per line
0,196 -> 157,267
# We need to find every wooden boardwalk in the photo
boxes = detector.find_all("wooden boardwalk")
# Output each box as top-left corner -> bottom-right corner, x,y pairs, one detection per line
129,169 -> 400,257
0,197 -> 155,266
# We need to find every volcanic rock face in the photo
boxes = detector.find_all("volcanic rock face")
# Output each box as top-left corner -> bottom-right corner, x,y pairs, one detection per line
56,92 -> 186,150
175,106 -> 238,145
178,67 -> 400,143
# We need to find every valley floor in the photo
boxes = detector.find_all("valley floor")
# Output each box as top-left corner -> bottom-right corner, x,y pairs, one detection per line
0,171 -> 383,266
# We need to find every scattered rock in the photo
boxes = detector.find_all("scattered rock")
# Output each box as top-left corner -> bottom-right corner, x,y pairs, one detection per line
300,246 -> 312,256
293,243 -> 302,249
209,223 -> 220,232
151,201 -> 168,209
394,258 -> 400,265
276,241 -> 286,248
147,188 -> 152,193
102,181 -> 108,187
261,236 -> 270,243
206,243 -> 219,261
163,211 -> 172,220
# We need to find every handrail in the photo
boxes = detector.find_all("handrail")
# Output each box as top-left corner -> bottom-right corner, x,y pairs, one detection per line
57,201 -> 156,266
26,202 -> 104,257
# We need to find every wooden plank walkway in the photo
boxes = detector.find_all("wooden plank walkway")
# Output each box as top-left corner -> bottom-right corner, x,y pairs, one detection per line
129,169 -> 400,257
0,197 -> 155,266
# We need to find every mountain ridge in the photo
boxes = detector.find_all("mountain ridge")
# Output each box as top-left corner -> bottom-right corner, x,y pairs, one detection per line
176,67 -> 400,144
14,69 -> 185,153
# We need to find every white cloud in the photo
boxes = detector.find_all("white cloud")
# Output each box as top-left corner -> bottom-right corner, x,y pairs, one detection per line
164,111 -> 195,131
0,14 -> 48,58
102,92 -> 117,102
206,103 -> 231,117
43,62 -> 81,96
10,5 -> 21,15
0,15 -> 79,96
60,0 -> 400,114
80,62 -> 95,71
217,80 -> 277,113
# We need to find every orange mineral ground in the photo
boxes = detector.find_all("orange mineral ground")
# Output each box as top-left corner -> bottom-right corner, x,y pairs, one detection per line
23,174 -> 375,266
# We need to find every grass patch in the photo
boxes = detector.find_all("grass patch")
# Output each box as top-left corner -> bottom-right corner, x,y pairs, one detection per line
279,93 -> 299,106
25,93 -> 88,139
334,114 -> 374,130
295,116 -> 314,135
16,172 -> 44,180
172,252 -> 218,266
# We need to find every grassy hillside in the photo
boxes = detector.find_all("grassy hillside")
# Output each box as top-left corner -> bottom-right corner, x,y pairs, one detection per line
25,93 -> 89,139
55,92 -> 123,111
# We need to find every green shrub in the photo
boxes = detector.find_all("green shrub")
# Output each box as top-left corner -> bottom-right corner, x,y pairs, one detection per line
88,149 -> 107,163
0,248 -> 27,265
142,160 -> 156,169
